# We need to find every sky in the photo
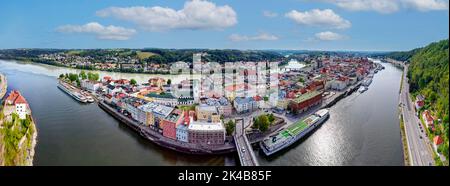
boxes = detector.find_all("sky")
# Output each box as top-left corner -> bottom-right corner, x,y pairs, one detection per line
0,0 -> 448,51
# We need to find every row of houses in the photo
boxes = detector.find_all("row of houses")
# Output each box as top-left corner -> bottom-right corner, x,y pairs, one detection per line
105,93 -> 226,145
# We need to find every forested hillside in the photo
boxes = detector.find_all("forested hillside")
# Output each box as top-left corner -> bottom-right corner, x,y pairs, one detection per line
407,39 -> 449,164
385,48 -> 423,62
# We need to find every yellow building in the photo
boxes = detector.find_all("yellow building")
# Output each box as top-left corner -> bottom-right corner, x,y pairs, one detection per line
195,105 -> 221,123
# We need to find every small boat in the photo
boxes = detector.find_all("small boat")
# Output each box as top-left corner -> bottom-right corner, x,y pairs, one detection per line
358,86 -> 367,93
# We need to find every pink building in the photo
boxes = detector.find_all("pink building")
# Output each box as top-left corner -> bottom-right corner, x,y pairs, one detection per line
160,110 -> 184,140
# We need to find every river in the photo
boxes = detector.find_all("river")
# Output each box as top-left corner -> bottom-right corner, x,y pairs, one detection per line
0,59 -> 404,166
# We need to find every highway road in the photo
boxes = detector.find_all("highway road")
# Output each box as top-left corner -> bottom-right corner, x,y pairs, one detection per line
400,64 -> 434,166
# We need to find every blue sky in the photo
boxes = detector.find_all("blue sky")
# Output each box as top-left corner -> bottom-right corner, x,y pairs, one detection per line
0,0 -> 448,51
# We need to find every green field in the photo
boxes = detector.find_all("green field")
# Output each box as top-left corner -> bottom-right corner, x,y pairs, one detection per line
67,50 -> 83,55
136,51 -> 156,60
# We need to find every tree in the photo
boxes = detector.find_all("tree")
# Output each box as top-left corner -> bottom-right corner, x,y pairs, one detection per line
299,77 -> 305,83
257,115 -> 270,132
130,79 -> 137,85
59,74 -> 64,79
87,72 -> 99,81
167,79 -> 172,85
225,120 -> 235,136
267,113 -> 275,124
79,70 -> 87,80
68,73 -> 78,82
76,79 -> 81,87
254,115 -> 270,132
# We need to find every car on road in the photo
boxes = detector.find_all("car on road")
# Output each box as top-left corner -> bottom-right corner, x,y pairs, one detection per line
241,147 -> 246,153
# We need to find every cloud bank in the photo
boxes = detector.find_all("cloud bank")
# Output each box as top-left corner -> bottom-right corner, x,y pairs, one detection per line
315,31 -> 346,40
96,0 -> 237,31
324,0 -> 448,13
229,33 -> 279,42
285,9 -> 351,29
56,22 -> 136,40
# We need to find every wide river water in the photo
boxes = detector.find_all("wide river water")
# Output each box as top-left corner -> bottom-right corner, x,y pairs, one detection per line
0,59 -> 404,166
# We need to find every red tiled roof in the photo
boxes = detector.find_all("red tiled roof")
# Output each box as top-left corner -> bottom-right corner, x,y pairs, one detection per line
338,76 -> 348,81
423,110 -> 434,122
416,100 -> 424,107
433,136 -> 443,146
184,111 -> 190,126
4,90 -> 28,105
115,79 -> 130,84
253,95 -> 262,101
286,92 -> 296,99
14,95 -> 27,104
224,83 -> 249,92
5,90 -> 19,103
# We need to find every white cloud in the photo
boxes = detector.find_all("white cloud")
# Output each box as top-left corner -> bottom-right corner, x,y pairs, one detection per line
56,22 -> 136,40
315,31 -> 346,40
263,10 -> 278,18
324,0 -> 448,13
285,9 -> 351,29
403,0 -> 449,11
325,0 -> 400,13
96,0 -> 237,31
229,33 -> 279,42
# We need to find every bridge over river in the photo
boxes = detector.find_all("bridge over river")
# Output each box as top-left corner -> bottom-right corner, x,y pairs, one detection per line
234,118 -> 259,166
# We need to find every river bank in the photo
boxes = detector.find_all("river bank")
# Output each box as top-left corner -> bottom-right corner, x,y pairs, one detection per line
0,73 -> 6,99
0,91 -> 37,166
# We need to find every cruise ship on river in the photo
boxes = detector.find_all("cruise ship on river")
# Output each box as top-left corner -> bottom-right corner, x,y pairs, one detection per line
57,80 -> 89,103
260,109 -> 330,156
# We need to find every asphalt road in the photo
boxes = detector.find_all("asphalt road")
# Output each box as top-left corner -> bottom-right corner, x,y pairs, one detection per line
400,64 -> 434,166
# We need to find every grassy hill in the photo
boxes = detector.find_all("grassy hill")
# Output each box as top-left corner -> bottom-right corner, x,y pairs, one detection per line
136,51 -> 156,60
